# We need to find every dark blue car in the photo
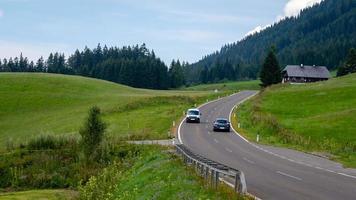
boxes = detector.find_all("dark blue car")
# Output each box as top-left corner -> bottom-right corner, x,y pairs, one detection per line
213,118 -> 231,132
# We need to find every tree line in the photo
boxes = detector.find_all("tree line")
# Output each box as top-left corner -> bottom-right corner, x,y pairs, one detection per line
0,44 -> 187,89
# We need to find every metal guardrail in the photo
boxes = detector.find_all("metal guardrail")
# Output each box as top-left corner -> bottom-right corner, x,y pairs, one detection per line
175,144 -> 247,194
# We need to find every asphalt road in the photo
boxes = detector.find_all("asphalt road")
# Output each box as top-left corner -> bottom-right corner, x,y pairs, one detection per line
179,91 -> 356,200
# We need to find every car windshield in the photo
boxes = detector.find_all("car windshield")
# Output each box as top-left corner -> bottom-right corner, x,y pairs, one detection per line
216,119 -> 228,124
188,110 -> 199,115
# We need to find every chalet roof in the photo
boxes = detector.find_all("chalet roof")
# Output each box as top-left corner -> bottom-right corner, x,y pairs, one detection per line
282,65 -> 331,79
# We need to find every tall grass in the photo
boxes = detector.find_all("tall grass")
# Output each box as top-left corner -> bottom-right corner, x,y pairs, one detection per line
79,147 -> 245,200
27,135 -> 77,150
0,134 -> 141,190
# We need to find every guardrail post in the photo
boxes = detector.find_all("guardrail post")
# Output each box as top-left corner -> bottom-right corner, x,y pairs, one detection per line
211,169 -> 215,187
234,173 -> 240,192
235,171 -> 247,194
204,166 -> 209,180
215,171 -> 219,189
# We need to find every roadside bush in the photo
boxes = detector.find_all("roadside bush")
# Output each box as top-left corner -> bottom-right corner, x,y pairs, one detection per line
80,106 -> 106,163
79,161 -> 126,200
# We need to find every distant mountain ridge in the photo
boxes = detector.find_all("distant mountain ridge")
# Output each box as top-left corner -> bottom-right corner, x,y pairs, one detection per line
186,0 -> 356,83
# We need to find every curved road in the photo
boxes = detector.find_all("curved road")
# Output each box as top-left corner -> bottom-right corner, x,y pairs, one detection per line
179,91 -> 356,200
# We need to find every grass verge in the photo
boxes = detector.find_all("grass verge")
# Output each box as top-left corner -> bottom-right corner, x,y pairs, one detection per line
0,189 -> 78,200
79,146 -> 246,200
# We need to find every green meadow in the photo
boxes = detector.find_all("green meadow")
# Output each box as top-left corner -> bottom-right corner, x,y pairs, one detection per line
184,80 -> 260,92
235,73 -> 356,167
0,73 -> 221,146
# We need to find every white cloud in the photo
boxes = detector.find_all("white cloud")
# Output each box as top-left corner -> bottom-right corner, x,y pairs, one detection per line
284,0 -> 323,17
0,40 -> 71,61
245,0 -> 323,37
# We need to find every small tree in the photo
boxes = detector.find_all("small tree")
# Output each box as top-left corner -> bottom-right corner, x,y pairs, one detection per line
80,106 -> 106,163
260,46 -> 282,87
337,48 -> 356,77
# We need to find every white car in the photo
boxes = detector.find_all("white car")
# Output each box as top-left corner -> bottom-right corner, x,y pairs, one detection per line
186,108 -> 201,123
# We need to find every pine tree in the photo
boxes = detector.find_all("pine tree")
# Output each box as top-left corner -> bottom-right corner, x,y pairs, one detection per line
260,47 -> 282,87
199,67 -> 209,84
35,57 -> 45,72
46,53 -> 54,73
337,48 -> 356,77
169,60 -> 185,88
79,106 -> 106,163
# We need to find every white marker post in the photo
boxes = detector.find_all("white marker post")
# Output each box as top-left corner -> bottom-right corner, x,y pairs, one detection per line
256,134 -> 260,143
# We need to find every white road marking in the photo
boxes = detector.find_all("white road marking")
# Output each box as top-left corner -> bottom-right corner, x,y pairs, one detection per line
337,173 -> 356,180
214,139 -> 219,143
225,148 -> 233,153
276,171 -> 302,181
243,157 -> 255,164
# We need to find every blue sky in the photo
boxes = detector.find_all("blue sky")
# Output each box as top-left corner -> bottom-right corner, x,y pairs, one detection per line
0,0 -> 321,64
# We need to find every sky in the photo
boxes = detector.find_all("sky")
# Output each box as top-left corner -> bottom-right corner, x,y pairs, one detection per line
0,0 -> 322,64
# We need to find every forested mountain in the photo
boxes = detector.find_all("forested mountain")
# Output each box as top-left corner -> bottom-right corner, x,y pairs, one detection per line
0,44 -> 186,89
187,0 -> 356,84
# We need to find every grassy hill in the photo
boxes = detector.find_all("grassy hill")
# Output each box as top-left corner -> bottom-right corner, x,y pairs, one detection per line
0,73 -> 243,199
0,73 -> 215,146
235,74 -> 356,167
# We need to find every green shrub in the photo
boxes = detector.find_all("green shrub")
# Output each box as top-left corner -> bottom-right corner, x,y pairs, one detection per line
79,161 -> 126,200
80,106 -> 107,163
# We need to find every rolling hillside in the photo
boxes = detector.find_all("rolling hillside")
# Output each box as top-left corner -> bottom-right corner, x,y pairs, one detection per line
0,73 -> 213,146
0,73 -> 242,199
235,74 -> 356,167
187,0 -> 356,83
